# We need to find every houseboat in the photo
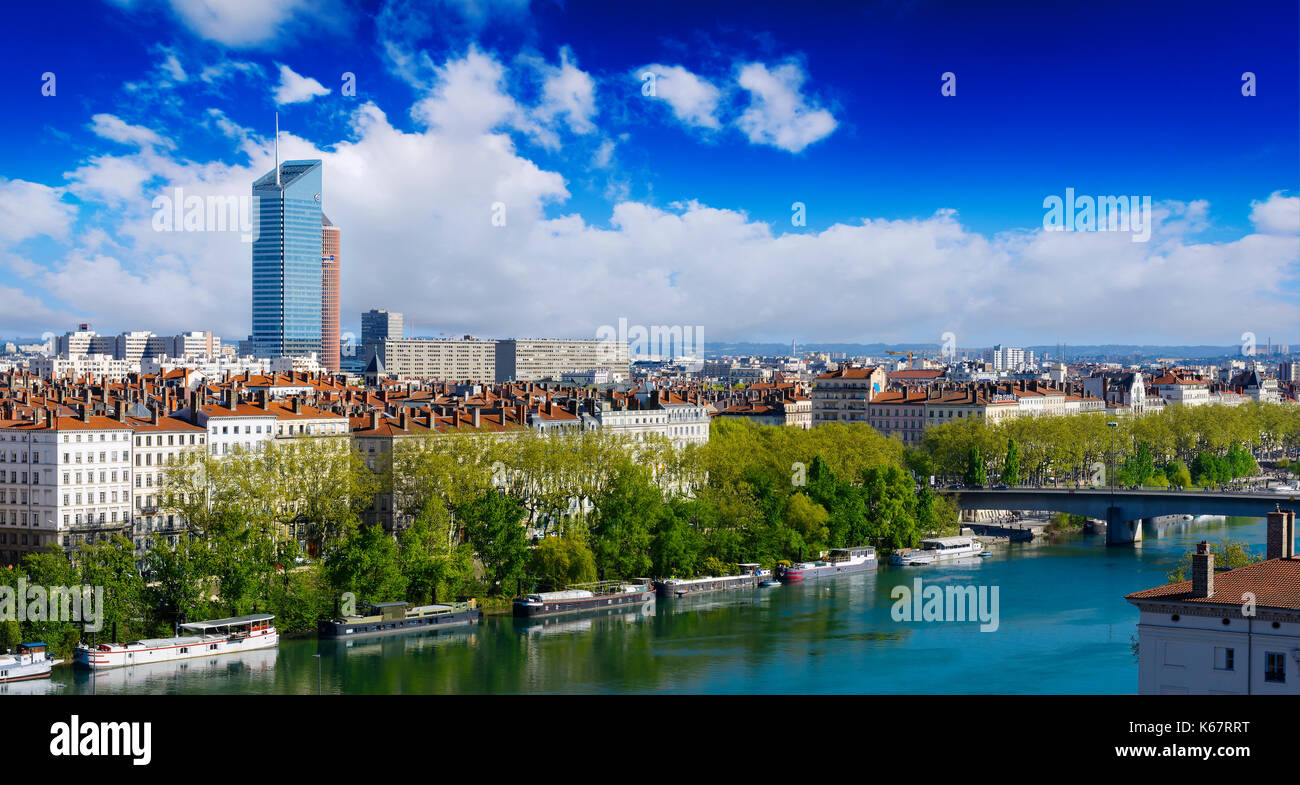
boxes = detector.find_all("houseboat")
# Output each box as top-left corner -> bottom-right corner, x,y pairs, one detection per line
74,614 -> 277,670
514,580 -> 656,618
0,642 -> 62,683
889,536 -> 984,566
654,563 -> 771,597
319,600 -> 480,639
776,546 -> 877,582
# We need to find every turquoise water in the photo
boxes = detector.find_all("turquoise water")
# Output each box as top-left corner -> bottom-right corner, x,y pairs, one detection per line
35,516 -> 1268,695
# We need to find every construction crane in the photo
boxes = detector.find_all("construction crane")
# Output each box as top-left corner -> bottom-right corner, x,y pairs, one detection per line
884,349 -> 938,361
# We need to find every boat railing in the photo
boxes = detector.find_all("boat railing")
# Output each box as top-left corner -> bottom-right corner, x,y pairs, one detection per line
562,579 -> 648,595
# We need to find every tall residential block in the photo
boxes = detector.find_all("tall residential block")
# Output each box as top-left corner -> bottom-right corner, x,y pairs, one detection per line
494,338 -> 630,383
251,159 -> 323,359
321,214 -> 341,372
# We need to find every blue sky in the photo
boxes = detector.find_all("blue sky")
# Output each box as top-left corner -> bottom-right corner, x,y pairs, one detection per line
0,0 -> 1297,348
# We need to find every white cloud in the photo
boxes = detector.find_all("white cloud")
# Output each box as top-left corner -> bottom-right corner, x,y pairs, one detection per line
411,46 -> 521,136
22,48 -> 1299,346
638,64 -> 723,130
735,61 -> 837,152
89,113 -> 174,150
274,63 -> 331,104
0,179 -> 75,244
534,49 -> 597,135
1249,191 -> 1300,235
164,0 -> 340,48
160,50 -> 187,83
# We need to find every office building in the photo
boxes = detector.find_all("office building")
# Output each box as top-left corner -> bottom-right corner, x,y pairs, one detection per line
321,214 -> 341,372
251,159 -> 324,359
361,309 -> 403,363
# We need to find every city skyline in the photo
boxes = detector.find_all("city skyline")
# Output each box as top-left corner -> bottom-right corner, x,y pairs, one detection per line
0,0 -> 1297,347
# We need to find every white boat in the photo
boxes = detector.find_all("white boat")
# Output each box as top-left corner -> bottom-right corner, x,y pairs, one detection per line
0,642 -> 62,683
890,536 -> 984,566
74,614 -> 277,670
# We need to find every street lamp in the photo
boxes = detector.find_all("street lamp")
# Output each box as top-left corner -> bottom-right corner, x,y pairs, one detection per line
312,653 -> 322,696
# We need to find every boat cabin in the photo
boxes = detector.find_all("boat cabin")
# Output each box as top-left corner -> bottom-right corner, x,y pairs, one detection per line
828,546 -> 875,561
919,536 -> 974,550
737,563 -> 763,575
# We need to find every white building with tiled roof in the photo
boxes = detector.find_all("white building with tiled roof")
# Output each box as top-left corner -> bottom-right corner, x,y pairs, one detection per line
1126,509 -> 1300,694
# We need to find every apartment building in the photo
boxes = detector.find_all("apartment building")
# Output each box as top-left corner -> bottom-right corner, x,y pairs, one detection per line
0,406 -> 136,564
172,392 -> 277,457
1083,371 -> 1147,414
378,338 -> 496,382
811,366 -> 888,425
1149,369 -> 1212,406
495,338 -> 630,383
127,409 -> 207,554
866,390 -> 928,445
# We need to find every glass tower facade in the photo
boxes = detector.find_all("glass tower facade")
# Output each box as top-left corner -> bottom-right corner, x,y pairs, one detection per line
251,160 -> 323,359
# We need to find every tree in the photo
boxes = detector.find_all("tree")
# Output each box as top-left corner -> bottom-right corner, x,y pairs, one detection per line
143,535 -> 214,632
458,490 -> 529,594
588,461 -> 657,580
784,492 -> 830,555
529,536 -> 597,590
964,445 -> 986,486
1001,438 -> 1020,485
1167,539 -> 1262,583
322,525 -> 407,605
399,499 -> 474,604
1164,459 -> 1192,488
75,535 -> 147,641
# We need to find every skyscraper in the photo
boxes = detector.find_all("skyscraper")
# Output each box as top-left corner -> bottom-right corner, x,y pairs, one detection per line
251,159 -> 323,359
321,214 -> 341,371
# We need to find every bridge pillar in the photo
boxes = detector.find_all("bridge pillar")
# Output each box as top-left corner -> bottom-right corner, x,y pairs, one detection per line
1105,506 -> 1143,546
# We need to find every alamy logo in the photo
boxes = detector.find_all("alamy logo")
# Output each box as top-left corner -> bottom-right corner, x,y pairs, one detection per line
890,578 -> 1000,632
1042,187 -> 1151,243
50,716 -> 152,766
151,188 -> 259,242
0,580 -> 104,631
595,317 -> 705,371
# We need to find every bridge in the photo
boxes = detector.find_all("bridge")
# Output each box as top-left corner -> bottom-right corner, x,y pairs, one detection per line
952,487 -> 1298,545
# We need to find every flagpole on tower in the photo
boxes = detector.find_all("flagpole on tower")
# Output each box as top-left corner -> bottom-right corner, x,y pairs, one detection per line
275,112 -> 280,187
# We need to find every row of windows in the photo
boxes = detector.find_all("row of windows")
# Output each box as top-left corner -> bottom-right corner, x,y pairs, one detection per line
136,433 -> 202,446
61,451 -> 127,464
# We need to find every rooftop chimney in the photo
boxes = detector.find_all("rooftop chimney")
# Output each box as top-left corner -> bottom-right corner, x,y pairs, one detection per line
1266,508 -> 1296,560
1191,541 -> 1214,598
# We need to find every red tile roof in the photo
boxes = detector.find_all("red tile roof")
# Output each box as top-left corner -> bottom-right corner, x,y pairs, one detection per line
1126,558 -> 1300,609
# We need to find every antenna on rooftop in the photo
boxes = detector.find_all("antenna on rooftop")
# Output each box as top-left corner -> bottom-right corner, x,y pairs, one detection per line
275,112 -> 280,187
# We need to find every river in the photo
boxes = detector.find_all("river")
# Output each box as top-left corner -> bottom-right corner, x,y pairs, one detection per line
30,515 -> 1269,695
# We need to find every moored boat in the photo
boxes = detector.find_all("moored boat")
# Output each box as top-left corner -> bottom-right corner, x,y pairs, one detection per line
319,600 -> 480,639
514,580 -> 656,618
0,642 -> 62,683
890,536 -> 984,566
775,546 -> 877,582
654,563 -> 771,597
74,614 -> 277,670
